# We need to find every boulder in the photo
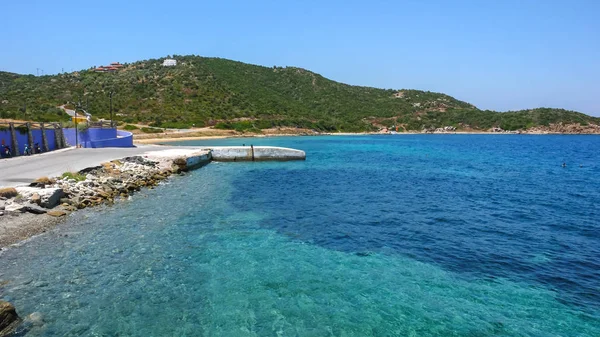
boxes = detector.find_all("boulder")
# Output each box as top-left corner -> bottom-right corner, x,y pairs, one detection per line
25,312 -> 43,327
15,187 -> 64,209
47,210 -> 67,217
31,193 -> 41,205
23,204 -> 47,215
4,202 -> 26,213
0,300 -> 21,337
0,200 -> 5,211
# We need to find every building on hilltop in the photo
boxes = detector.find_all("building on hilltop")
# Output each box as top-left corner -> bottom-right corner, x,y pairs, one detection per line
94,62 -> 124,72
162,59 -> 177,67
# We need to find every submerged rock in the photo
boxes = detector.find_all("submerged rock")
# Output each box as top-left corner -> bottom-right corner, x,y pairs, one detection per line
0,300 -> 21,337
25,312 -> 44,327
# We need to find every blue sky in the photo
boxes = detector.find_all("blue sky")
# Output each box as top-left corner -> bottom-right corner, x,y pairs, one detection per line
2,0 -> 599,115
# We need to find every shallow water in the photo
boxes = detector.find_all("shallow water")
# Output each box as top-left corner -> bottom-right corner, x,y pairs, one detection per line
1,135 -> 599,336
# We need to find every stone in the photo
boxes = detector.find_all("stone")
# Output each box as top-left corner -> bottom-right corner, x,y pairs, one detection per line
47,210 -> 67,217
4,203 -> 26,213
15,187 -> 64,209
0,300 -> 21,337
23,203 -> 47,215
25,312 -> 44,327
0,200 -> 5,211
31,193 -> 41,205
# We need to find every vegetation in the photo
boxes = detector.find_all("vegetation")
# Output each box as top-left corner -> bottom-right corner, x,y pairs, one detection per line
123,124 -> 139,130
0,187 -> 18,198
61,172 -> 86,182
0,55 -> 598,131
140,127 -> 163,134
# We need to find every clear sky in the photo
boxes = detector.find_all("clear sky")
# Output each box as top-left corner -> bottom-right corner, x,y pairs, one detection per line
2,0 -> 599,115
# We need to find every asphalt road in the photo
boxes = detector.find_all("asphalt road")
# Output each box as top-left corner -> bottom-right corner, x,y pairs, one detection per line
0,145 -> 179,187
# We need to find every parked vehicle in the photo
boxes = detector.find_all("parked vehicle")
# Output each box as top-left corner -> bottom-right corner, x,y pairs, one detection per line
1,145 -> 11,158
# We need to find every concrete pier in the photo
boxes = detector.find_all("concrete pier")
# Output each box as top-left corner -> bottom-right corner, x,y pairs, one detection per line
144,148 -> 212,171
207,146 -> 306,161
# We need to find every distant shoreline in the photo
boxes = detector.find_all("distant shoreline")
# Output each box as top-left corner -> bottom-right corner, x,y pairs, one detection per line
133,130 -> 600,144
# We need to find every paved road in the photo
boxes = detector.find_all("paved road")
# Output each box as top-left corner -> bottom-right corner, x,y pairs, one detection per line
0,145 -> 181,187
60,105 -> 90,118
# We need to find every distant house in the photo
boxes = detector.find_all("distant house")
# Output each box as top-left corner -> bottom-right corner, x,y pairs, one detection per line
162,59 -> 177,67
94,62 -> 124,72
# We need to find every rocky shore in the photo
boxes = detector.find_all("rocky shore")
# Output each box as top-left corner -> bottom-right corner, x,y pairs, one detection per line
0,151 -> 206,248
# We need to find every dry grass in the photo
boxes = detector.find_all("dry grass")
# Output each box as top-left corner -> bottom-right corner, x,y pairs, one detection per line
34,176 -> 55,185
0,187 -> 18,198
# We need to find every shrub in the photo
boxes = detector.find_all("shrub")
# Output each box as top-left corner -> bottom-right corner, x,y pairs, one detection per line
15,126 -> 29,134
0,187 -> 18,198
34,176 -> 55,185
61,172 -> 86,181
141,127 -> 163,134
123,124 -> 139,130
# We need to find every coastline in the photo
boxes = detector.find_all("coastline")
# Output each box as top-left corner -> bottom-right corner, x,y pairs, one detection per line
0,145 -> 305,250
0,148 -> 210,250
133,129 -> 600,145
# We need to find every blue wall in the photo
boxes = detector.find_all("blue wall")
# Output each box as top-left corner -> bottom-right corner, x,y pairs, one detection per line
63,128 -> 133,148
1,127 -> 132,156
0,128 -> 59,154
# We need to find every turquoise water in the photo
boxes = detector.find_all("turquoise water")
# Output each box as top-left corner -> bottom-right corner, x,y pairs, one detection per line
1,135 -> 599,336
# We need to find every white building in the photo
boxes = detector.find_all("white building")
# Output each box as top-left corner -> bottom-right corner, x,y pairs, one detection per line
162,59 -> 177,67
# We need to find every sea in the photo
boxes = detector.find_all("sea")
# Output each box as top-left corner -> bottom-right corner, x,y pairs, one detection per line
1,135 -> 599,336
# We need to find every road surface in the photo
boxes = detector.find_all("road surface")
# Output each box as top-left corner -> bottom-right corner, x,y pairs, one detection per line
0,146 -> 181,187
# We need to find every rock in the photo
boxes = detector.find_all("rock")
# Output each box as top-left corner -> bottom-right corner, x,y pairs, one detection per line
0,200 -> 5,211
15,187 -> 64,209
4,203 -> 26,213
25,312 -> 44,327
63,205 -> 77,212
47,210 -> 67,217
0,300 -> 21,337
23,203 -> 47,215
31,193 -> 41,205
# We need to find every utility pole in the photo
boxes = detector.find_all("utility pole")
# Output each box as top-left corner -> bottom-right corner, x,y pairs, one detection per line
75,98 -> 81,148
36,68 -> 39,76
109,91 -> 114,128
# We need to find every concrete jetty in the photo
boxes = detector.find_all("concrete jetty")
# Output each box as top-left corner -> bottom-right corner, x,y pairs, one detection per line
206,146 -> 306,161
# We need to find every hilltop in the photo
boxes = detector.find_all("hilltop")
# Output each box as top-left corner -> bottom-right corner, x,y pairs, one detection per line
1,55 -> 599,133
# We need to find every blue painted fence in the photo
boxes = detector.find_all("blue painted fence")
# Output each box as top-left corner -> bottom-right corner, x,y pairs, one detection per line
63,128 -> 133,148
0,128 -> 57,154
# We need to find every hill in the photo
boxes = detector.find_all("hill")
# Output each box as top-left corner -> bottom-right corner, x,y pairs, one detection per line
1,55 -> 599,132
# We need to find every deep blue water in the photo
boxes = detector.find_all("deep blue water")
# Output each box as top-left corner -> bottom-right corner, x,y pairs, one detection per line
1,135 -> 599,336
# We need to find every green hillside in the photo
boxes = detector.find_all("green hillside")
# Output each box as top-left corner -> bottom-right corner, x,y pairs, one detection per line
1,55 -> 598,132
